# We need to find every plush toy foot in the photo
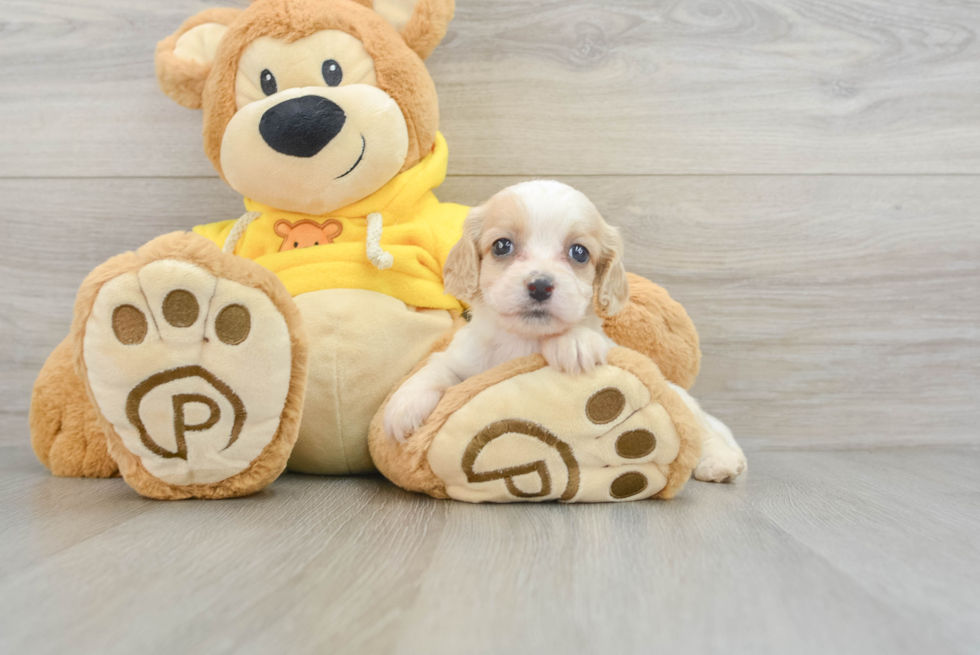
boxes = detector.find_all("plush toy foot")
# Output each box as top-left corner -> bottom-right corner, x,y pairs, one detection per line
74,232 -> 307,499
369,348 -> 702,503
31,336 -> 118,478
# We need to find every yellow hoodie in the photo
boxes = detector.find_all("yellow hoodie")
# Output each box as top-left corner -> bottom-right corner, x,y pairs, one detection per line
193,133 -> 467,311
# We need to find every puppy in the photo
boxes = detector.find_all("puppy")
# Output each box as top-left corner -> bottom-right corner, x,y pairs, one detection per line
383,180 -> 746,483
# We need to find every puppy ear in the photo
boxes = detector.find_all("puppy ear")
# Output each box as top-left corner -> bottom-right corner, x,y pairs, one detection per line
594,223 -> 630,317
155,8 -> 241,109
375,0 -> 455,60
443,205 -> 485,303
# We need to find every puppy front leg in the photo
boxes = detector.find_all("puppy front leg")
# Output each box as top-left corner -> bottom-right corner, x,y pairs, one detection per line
542,326 -> 612,374
383,353 -> 462,443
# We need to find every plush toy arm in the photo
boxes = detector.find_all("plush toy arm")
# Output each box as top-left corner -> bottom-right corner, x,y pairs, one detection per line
602,273 -> 702,390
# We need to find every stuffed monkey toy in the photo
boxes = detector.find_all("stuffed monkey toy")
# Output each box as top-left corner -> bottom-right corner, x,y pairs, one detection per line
30,0 -> 703,501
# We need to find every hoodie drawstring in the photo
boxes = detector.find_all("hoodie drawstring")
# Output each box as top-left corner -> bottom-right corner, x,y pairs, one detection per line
366,212 -> 394,270
222,211 -> 262,254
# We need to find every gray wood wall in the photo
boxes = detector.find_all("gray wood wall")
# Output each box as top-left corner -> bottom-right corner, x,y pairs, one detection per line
2,0 -> 978,449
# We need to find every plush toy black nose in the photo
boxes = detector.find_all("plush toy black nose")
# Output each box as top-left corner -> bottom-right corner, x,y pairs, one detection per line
259,95 -> 346,158
526,277 -> 554,303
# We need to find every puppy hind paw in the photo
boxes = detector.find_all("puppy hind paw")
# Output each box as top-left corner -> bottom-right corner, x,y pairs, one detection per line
694,450 -> 747,483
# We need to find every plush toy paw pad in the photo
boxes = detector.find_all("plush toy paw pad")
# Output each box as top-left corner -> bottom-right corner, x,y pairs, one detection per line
610,471 -> 649,499
426,365 -> 684,503
615,429 -> 656,458
83,260 -> 293,486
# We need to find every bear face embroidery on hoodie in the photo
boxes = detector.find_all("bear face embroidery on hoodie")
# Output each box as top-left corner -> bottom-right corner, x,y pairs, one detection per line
274,219 -> 343,251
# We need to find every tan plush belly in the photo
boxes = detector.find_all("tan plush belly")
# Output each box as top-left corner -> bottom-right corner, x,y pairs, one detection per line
289,289 -> 453,474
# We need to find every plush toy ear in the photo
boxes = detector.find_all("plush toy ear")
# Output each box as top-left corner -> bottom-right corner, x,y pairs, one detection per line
155,8 -> 241,110
443,205 -> 484,303
374,0 -> 455,60
594,223 -> 630,317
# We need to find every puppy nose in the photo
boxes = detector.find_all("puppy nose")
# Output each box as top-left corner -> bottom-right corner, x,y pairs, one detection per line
526,277 -> 554,303
259,95 -> 346,158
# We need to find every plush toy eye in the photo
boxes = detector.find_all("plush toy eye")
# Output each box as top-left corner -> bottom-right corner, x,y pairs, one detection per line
569,244 -> 590,263
260,69 -> 277,96
322,59 -> 343,87
492,238 -> 514,257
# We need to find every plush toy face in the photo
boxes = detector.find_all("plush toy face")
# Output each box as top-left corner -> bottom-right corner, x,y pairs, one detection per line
156,0 -> 454,215
223,30 -> 408,213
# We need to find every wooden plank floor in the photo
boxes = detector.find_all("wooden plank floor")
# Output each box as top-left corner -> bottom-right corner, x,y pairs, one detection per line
2,443 -> 979,654
1,0 -> 979,652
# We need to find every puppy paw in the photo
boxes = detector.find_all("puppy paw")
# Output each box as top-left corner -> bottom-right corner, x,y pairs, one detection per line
542,328 -> 610,374
384,381 -> 444,443
694,449 -> 747,483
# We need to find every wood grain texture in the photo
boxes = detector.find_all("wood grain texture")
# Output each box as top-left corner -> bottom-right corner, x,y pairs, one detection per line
2,444 -> 979,655
2,0 -> 979,652
3,176 -> 977,448
1,0 -> 980,177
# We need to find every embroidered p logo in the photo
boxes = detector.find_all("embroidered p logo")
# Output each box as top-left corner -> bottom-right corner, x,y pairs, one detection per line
461,419 -> 581,501
125,365 -> 247,460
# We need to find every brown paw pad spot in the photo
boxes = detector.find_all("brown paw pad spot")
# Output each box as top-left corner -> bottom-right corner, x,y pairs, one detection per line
610,471 -> 648,499
215,304 -> 251,345
163,289 -> 199,328
586,387 -> 626,424
112,304 -> 148,345
615,429 -> 657,459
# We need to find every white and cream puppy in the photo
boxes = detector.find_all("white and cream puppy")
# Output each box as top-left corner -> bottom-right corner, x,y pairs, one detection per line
383,180 -> 746,482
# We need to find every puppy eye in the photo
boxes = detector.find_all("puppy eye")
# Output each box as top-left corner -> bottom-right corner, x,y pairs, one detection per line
322,59 -> 343,87
569,244 -> 590,263
492,238 -> 514,257
260,69 -> 278,96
